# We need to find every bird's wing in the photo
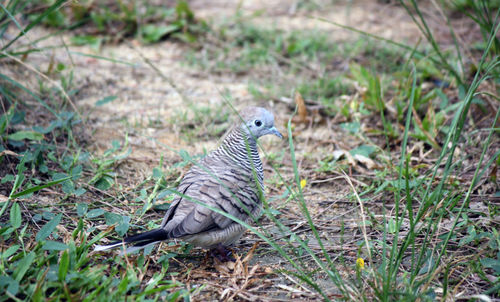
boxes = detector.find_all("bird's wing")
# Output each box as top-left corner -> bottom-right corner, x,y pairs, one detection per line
161,165 -> 261,238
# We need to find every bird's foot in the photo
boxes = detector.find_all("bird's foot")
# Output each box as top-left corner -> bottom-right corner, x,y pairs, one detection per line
210,244 -> 235,262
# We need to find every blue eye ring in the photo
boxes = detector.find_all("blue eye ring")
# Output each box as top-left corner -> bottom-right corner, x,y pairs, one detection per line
254,120 -> 262,127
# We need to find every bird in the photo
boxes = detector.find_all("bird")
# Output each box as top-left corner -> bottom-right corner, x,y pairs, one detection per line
94,106 -> 282,260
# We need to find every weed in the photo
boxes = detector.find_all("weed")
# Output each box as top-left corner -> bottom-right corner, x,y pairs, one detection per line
0,1 -> 190,300
26,0 -> 207,45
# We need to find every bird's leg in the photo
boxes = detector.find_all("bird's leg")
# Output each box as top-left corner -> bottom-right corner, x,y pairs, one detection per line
210,244 -> 235,262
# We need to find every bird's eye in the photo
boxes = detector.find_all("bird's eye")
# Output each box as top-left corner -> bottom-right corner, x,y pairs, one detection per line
254,120 -> 262,127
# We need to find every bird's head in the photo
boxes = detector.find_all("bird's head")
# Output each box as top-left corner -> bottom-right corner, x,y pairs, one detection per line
239,107 -> 283,140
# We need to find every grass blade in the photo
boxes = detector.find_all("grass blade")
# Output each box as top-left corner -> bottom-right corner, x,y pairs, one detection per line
1,0 -> 66,51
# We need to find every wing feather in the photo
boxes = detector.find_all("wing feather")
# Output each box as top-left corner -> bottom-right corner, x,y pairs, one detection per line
161,164 -> 261,238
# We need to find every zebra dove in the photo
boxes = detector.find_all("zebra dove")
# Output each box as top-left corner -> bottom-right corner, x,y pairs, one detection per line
94,107 -> 282,258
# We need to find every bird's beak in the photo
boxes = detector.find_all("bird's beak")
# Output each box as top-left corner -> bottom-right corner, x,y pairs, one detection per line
269,127 -> 283,139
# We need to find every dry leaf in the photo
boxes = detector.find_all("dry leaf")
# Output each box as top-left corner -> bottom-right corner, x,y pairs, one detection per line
332,150 -> 346,160
0,150 -> 19,157
332,150 -> 356,166
353,154 -> 377,169
294,91 -> 308,123
264,267 -> 274,274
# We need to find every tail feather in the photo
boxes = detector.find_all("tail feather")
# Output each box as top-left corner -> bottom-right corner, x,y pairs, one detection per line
94,241 -> 125,251
121,242 -> 158,255
93,228 -> 169,254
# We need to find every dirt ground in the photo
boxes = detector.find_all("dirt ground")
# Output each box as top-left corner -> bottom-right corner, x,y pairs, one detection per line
50,0 -> 424,174
5,0 -> 496,300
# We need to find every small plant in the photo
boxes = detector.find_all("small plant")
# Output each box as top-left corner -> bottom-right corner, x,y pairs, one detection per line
0,2 -> 191,300
89,138 -> 131,191
25,0 -> 207,45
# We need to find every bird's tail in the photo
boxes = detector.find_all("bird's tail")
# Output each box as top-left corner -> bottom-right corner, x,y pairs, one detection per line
93,228 -> 170,254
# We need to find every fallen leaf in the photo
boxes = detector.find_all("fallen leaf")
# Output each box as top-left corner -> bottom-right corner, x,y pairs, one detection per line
0,150 -> 20,157
332,150 -> 356,166
353,154 -> 377,169
294,91 -> 308,123
332,150 -> 346,160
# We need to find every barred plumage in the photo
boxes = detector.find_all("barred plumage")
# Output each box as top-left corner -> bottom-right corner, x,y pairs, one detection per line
94,107 -> 282,257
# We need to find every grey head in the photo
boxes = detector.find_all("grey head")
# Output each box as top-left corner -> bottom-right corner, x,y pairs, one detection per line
238,107 -> 283,140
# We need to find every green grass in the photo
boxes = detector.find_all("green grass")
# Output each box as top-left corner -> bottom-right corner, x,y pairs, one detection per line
0,1 -> 194,300
1,0 -> 499,300
22,0 -> 207,47
186,22 -> 337,72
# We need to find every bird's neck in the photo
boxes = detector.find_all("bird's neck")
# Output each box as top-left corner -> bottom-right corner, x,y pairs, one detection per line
217,127 -> 264,179
221,128 -> 258,159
